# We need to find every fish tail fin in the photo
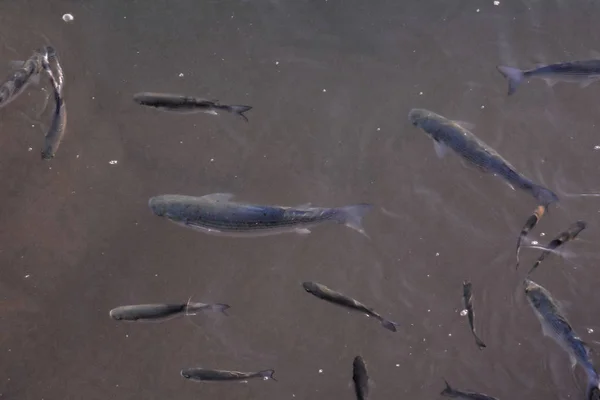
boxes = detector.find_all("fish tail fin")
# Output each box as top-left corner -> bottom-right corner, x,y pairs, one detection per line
381,318 -> 399,332
226,105 -> 252,122
259,369 -> 276,381
532,184 -> 559,206
336,204 -> 374,236
474,335 -> 487,349
209,303 -> 231,316
587,374 -> 600,400
497,65 -> 525,95
441,379 -> 454,396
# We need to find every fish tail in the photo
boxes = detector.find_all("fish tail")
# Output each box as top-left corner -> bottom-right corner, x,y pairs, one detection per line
516,205 -> 546,269
336,204 -> 374,236
474,334 -> 487,349
441,379 -> 454,396
226,105 -> 252,122
209,303 -> 231,316
380,318 -> 399,332
497,65 -> 525,95
587,374 -> 600,400
259,369 -> 276,381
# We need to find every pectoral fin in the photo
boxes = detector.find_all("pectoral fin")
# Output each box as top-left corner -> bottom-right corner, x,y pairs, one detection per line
433,140 -> 449,158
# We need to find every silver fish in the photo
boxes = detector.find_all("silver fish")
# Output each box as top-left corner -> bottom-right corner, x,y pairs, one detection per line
109,302 -> 229,322
180,368 -> 275,382
441,380 -> 499,400
497,60 -> 600,95
40,52 -> 66,160
524,279 -> 599,398
302,281 -> 398,332
462,281 -> 486,350
352,356 -> 369,400
0,46 -> 53,109
133,92 -> 252,121
528,220 -> 587,276
148,193 -> 373,237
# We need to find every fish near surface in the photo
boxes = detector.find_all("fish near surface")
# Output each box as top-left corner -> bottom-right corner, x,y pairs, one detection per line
462,281 -> 486,349
528,220 -> 587,275
148,193 -> 373,237
109,302 -> 230,322
524,279 -> 600,398
352,356 -> 370,400
440,380 -> 499,400
180,368 -> 275,382
497,60 -> 600,95
40,51 -> 66,160
302,281 -> 398,332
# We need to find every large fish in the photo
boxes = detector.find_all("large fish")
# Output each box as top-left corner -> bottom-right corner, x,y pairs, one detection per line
109,302 -> 230,322
133,92 -> 252,121
302,281 -> 398,332
352,356 -> 370,400
462,281 -> 486,350
528,220 -> 587,275
440,380 -> 499,400
524,279 -> 599,399
497,60 -> 600,95
148,193 -> 373,237
40,51 -> 66,160
180,368 -> 275,382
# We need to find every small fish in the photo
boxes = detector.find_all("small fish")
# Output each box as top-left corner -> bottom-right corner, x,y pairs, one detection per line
133,92 -> 252,121
441,380 -> 499,400
0,46 -> 53,109
302,281 -> 398,332
180,368 -> 275,382
462,281 -> 486,350
109,302 -> 230,322
524,279 -> 600,397
352,356 -> 370,400
528,220 -> 587,275
148,193 -> 373,237
516,205 -> 546,269
40,53 -> 66,160
497,60 -> 600,95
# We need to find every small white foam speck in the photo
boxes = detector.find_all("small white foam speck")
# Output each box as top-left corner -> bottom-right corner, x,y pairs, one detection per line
322,89 -> 327,92
481,105 -> 485,109
318,369 -> 323,374
76,155 -> 80,158
594,145 -> 600,150
494,0 -> 500,4
28,147 -> 32,152
427,309 -> 431,313
540,232 -> 545,237
419,91 -> 423,95
460,309 -> 468,316
109,160 -> 118,165
377,127 -> 381,131
448,333 -> 452,337
532,240 -> 539,245
275,61 -> 279,65
435,252 -> 440,256
179,73 -> 184,77
24,275 -> 30,278
395,364 -> 400,367
210,158 -> 214,162
476,8 -> 480,12
62,13 -> 74,22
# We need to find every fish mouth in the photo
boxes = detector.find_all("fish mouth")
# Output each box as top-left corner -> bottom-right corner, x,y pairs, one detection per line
408,108 -> 428,126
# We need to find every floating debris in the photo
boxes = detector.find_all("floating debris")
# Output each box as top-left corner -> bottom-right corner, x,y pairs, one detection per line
109,160 -> 118,165
62,13 -> 74,22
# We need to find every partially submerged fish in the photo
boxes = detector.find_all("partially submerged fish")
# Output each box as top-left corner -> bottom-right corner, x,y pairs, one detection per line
516,205 -> 546,269
40,51 -> 66,160
524,279 -> 600,399
109,302 -> 230,322
352,356 -> 370,400
133,92 -> 252,121
0,46 -> 53,109
462,281 -> 486,350
180,368 -> 275,382
441,380 -> 499,400
528,220 -> 587,275
497,60 -> 600,95
148,193 -> 373,237
302,281 -> 398,332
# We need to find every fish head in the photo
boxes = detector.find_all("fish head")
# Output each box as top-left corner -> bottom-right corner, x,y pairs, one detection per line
41,149 -> 55,160
302,281 -> 319,294
523,279 -> 544,305
408,108 -> 432,127
148,196 -> 170,217
180,370 -> 193,379
109,309 -> 123,320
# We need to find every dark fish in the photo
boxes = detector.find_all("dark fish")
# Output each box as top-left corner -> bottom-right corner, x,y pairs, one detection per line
109,302 -> 230,322
352,356 -> 369,400
180,368 -> 275,382
133,92 -> 252,121
148,193 -> 373,237
441,380 -> 499,400
462,281 -> 486,350
497,60 -> 600,95
528,220 -> 587,275
0,46 -> 53,109
516,205 -> 546,269
40,52 -> 66,160
524,279 -> 600,397
302,281 -> 398,332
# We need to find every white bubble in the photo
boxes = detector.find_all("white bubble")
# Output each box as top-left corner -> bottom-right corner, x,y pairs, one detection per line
419,91 -> 423,95
476,8 -> 480,12
178,73 -> 184,77
540,232 -> 545,236
322,89 -> 327,92
275,61 -> 279,65
588,328 -> 594,334
594,145 -> 600,150
62,13 -> 74,22
460,309 -> 468,316
318,369 -> 323,374
109,160 -> 118,165
493,0 -> 500,4
532,240 -> 539,245
27,147 -> 32,152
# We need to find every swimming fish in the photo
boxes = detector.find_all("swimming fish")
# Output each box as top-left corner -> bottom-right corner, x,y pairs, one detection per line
302,281 -> 398,332
441,380 -> 499,400
148,193 -> 373,237
0,46 -> 53,109
524,279 -> 600,399
516,205 -> 546,269
528,220 -> 587,275
40,52 -> 66,160
109,302 -> 230,322
180,368 -> 275,382
133,92 -> 252,122
352,356 -> 370,400
497,60 -> 600,95
462,281 -> 486,350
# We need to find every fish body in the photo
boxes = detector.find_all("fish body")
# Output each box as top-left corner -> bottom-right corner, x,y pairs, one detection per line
133,92 -> 252,121
441,380 -> 499,400
0,46 -> 53,109
148,193 -> 373,237
528,220 -> 587,275
498,60 -> 600,95
180,368 -> 275,382
462,281 -> 486,349
302,281 -> 398,332
109,302 -> 230,321
41,53 -> 66,160
352,356 -> 369,400
524,279 -> 599,396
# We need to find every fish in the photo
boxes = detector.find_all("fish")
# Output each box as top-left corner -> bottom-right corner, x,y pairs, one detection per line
0,46 -> 54,109
133,92 -> 252,122
302,281 -> 398,332
462,281 -> 486,350
109,302 -> 230,322
516,205 -> 546,269
497,60 -> 600,95
148,193 -> 373,237
524,279 -> 600,399
440,380 -> 499,400
180,368 -> 275,382
352,356 -> 370,400
528,220 -> 587,275
40,52 -> 66,160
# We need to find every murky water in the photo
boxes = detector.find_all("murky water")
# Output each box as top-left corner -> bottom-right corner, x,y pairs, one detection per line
2,1 -> 600,399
